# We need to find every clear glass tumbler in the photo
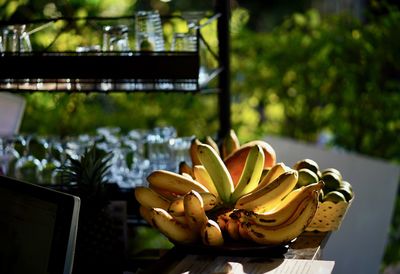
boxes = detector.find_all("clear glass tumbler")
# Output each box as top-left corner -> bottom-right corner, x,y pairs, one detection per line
135,11 -> 165,52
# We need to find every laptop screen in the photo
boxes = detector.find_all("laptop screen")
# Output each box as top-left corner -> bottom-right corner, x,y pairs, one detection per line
0,176 -> 80,274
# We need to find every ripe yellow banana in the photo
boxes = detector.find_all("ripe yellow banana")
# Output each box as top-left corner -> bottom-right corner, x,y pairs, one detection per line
238,221 -> 252,241
233,181 -> 324,227
147,170 -> 209,195
183,190 -> 209,233
245,191 -> 319,245
190,138 -> 203,167
139,205 -> 154,226
168,192 -> 218,216
197,143 -> 234,203
226,218 -> 241,241
193,165 -> 219,197
253,162 -> 289,191
151,207 -> 197,244
222,129 -> 240,159
230,144 -> 265,203
135,186 -> 170,211
201,219 -> 224,246
179,161 -> 193,177
206,135 -> 221,156
235,170 -> 299,212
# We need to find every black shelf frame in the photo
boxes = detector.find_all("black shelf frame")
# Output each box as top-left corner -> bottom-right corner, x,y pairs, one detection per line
0,0 -> 231,138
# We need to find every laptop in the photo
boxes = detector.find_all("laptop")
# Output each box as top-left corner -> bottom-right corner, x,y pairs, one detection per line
0,175 -> 80,274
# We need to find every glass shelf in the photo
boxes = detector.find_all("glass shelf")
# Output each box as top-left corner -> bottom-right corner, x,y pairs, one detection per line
0,13 -> 222,93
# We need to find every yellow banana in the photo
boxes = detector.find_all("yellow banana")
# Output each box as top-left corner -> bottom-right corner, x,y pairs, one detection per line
181,172 -> 193,180
201,219 -> 224,246
193,165 -> 219,197
197,143 -> 234,203
230,144 -> 265,202
179,161 -> 193,177
151,207 -> 197,244
245,191 -> 319,245
147,170 -> 209,195
216,215 -> 227,231
235,170 -> 298,212
190,138 -> 203,167
226,218 -> 241,241
222,129 -> 240,159
206,135 -> 221,156
233,181 -> 324,227
184,190 -> 209,233
139,205 -> 154,226
253,162 -> 289,191
168,192 -> 218,216
238,221 -> 252,241
135,186 -> 170,211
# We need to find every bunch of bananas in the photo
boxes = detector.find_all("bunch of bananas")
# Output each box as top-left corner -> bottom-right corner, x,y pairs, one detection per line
134,130 -> 326,247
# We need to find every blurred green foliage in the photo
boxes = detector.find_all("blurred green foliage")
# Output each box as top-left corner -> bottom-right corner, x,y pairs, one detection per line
1,0 -> 400,269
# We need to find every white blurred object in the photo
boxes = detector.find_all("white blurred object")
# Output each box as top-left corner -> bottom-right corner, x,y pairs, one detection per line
0,93 -> 26,136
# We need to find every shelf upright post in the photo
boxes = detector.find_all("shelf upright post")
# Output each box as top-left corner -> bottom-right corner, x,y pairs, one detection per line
215,0 -> 231,141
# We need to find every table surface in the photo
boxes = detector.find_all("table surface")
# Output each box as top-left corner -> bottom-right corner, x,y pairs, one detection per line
135,231 -> 331,274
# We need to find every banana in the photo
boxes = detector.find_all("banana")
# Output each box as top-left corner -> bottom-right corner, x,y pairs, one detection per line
148,185 -> 181,200
192,165 -> 219,197
222,129 -> 240,159
151,207 -> 197,244
233,181 -> 324,227
197,143 -> 234,203
190,138 -> 203,167
206,135 -> 221,156
253,162 -> 289,191
179,161 -> 193,177
184,190 -> 209,233
139,205 -> 154,226
238,221 -> 252,241
147,170 -> 209,196
245,191 -> 319,245
235,170 -> 299,212
226,218 -> 241,241
181,172 -> 193,180
230,144 -> 265,203
201,219 -> 224,246
135,186 -> 170,210
216,215 -> 227,231
168,192 -> 218,216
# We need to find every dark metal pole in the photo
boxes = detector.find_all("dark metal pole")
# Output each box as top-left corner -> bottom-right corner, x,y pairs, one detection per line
215,0 -> 231,141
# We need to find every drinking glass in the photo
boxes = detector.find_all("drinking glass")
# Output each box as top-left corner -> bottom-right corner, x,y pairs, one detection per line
102,25 -> 132,91
135,11 -> 164,52
171,32 -> 197,90
102,25 -> 131,52
2,25 -> 32,88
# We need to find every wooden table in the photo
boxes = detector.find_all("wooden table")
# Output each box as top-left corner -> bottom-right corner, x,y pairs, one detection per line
134,231 -> 331,274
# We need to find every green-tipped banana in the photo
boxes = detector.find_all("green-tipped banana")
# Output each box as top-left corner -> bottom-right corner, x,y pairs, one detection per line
197,144 -> 234,203
222,129 -> 240,159
193,165 -> 219,197
230,144 -> 265,203
206,135 -> 221,156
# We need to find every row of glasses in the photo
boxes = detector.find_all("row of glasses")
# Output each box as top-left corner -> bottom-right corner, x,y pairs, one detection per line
0,126 -> 193,189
